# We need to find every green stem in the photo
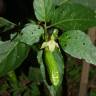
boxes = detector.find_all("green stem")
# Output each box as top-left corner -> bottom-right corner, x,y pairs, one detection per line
44,22 -> 48,41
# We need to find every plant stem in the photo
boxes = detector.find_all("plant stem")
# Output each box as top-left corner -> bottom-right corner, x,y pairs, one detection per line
44,22 -> 48,41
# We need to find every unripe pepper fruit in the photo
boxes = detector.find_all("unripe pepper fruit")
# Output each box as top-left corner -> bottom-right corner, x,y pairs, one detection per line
44,47 -> 60,86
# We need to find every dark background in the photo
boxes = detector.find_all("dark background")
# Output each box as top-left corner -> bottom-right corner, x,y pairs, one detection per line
0,0 -> 34,23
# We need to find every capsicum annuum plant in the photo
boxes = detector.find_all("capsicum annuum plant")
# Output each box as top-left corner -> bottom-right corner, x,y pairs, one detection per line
0,0 -> 96,96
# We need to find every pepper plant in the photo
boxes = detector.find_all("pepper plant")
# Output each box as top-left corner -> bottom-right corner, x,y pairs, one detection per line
0,0 -> 96,96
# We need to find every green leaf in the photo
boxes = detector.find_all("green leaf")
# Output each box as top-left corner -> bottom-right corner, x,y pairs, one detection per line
20,23 -> 44,45
69,0 -> 96,10
0,17 -> 16,32
33,0 -> 54,22
50,3 -> 96,31
0,41 -> 29,77
53,0 -> 69,6
59,30 -> 96,65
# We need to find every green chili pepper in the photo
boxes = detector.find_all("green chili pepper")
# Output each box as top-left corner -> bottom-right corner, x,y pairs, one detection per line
44,48 -> 60,86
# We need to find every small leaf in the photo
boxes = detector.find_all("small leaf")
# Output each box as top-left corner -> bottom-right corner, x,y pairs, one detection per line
0,41 -> 29,76
33,0 -> 54,22
50,3 -> 96,31
20,23 -> 44,45
59,30 -> 96,65
0,17 -> 16,32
